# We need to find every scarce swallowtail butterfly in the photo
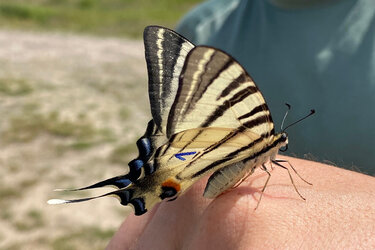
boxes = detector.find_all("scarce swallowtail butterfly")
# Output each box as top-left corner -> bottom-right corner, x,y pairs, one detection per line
48,26 -> 314,216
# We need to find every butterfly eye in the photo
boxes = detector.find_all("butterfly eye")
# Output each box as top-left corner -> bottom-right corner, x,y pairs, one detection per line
279,133 -> 288,152
281,132 -> 288,140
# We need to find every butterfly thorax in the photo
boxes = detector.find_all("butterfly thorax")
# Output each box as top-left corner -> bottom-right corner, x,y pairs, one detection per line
266,132 -> 288,160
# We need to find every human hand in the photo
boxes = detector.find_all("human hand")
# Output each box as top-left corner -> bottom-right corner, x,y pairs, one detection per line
107,156 -> 375,249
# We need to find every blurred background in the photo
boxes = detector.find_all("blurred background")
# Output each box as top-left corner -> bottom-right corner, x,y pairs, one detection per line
0,0 -> 201,249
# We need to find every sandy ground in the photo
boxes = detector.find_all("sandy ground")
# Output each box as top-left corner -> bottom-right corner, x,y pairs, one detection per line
0,29 -> 150,249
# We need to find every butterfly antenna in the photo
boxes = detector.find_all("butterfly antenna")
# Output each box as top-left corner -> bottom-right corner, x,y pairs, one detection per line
283,109 -> 315,132
280,103 -> 291,131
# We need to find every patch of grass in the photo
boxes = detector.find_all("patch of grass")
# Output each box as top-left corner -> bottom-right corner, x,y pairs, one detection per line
7,162 -> 22,174
20,178 -> 39,189
0,186 -> 22,211
118,107 -> 130,121
3,108 -> 114,147
44,112 -> 100,138
13,209 -> 45,231
51,226 -> 116,250
0,186 -> 21,201
0,0 -> 202,38
67,141 -> 98,150
62,129 -> 114,151
109,143 -> 137,165
2,243 -> 22,250
0,3 -> 52,23
0,77 -> 33,96
52,173 -> 74,187
0,208 -> 13,221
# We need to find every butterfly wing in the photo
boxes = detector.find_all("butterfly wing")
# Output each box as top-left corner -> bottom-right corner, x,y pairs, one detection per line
121,26 -> 195,184
165,46 -> 275,197
123,26 -> 195,181
144,25 -> 194,134
167,46 -> 274,138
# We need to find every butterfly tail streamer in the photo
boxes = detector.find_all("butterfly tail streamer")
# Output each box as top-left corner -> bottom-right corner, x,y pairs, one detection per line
53,174 -> 133,192
51,153 -> 145,192
48,120 -> 162,214
47,188 -> 133,208
48,185 -> 152,216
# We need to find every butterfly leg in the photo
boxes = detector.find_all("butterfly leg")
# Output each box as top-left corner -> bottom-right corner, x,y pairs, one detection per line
255,164 -> 271,210
269,161 -> 275,170
274,159 -> 312,185
271,160 -> 308,200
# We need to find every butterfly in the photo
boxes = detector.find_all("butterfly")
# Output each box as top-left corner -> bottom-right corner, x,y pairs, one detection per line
48,26 -> 314,215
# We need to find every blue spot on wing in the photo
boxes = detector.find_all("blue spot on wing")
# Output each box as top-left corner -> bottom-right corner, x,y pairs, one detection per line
175,152 -> 196,161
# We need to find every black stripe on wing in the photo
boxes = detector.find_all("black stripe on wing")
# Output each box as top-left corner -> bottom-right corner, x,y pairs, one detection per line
190,133 -> 286,179
201,87 -> 259,128
218,73 -> 248,99
238,104 -> 269,120
181,55 -> 234,115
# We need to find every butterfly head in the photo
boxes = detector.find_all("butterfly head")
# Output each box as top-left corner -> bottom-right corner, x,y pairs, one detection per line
278,104 -> 315,152
278,132 -> 289,152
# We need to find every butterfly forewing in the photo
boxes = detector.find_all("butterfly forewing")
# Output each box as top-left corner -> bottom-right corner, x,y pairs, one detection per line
167,46 -> 274,138
144,25 -> 194,134
163,46 -> 276,198
124,27 -> 195,181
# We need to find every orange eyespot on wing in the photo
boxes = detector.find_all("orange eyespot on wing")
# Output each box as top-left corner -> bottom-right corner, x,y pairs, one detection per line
162,178 -> 181,192
160,178 -> 181,200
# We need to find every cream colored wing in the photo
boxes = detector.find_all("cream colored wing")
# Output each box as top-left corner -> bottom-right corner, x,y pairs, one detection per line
152,127 -> 267,199
167,46 -> 274,138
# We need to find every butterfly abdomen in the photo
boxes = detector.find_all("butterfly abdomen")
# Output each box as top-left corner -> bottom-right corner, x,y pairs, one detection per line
202,132 -> 287,198
203,161 -> 250,198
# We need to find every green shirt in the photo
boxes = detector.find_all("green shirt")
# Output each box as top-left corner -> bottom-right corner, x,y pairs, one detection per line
177,0 -> 375,174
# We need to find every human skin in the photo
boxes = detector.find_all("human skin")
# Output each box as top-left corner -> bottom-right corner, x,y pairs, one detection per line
106,156 -> 375,249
